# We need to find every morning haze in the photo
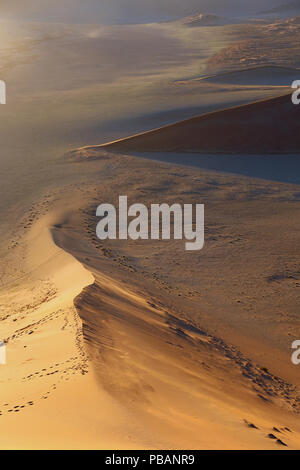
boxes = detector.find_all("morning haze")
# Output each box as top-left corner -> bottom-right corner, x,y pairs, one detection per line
0,0 -> 300,450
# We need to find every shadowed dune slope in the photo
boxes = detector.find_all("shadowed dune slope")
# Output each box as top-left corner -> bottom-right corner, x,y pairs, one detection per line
189,66 -> 300,86
100,93 -> 300,154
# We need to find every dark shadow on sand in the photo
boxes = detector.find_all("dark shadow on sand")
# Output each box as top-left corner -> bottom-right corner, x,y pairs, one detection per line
130,152 -> 300,185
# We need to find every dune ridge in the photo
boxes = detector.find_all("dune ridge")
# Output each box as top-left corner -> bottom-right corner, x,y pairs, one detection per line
54,197 -> 300,450
48,152 -> 300,449
95,93 -> 300,154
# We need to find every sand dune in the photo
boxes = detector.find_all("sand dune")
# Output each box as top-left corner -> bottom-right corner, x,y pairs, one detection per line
176,13 -> 267,27
1,11 -> 300,451
54,150 -> 300,449
0,199 -> 148,449
206,17 -> 300,74
1,147 -> 300,449
98,93 -> 300,154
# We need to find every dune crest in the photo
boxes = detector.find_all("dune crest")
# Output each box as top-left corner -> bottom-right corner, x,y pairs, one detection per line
174,13 -> 268,27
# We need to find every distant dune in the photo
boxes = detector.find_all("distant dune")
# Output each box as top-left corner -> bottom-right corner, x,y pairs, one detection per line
100,93 -> 300,154
206,17 -> 300,75
175,13 -> 267,27
182,65 -> 300,87
179,14 -> 235,27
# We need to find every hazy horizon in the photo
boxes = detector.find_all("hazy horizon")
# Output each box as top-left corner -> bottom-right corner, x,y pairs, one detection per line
0,0 -> 285,24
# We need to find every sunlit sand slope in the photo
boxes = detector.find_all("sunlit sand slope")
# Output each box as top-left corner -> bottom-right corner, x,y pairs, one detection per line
55,151 -> 300,449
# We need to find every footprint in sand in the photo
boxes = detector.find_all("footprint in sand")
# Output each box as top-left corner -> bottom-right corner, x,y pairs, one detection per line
267,433 -> 288,447
244,420 -> 259,430
276,439 -> 288,447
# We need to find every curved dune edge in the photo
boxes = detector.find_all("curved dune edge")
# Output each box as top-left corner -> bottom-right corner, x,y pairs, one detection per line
1,171 -> 300,449
0,210 -> 148,450
81,93 -> 299,155
50,200 -> 300,450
